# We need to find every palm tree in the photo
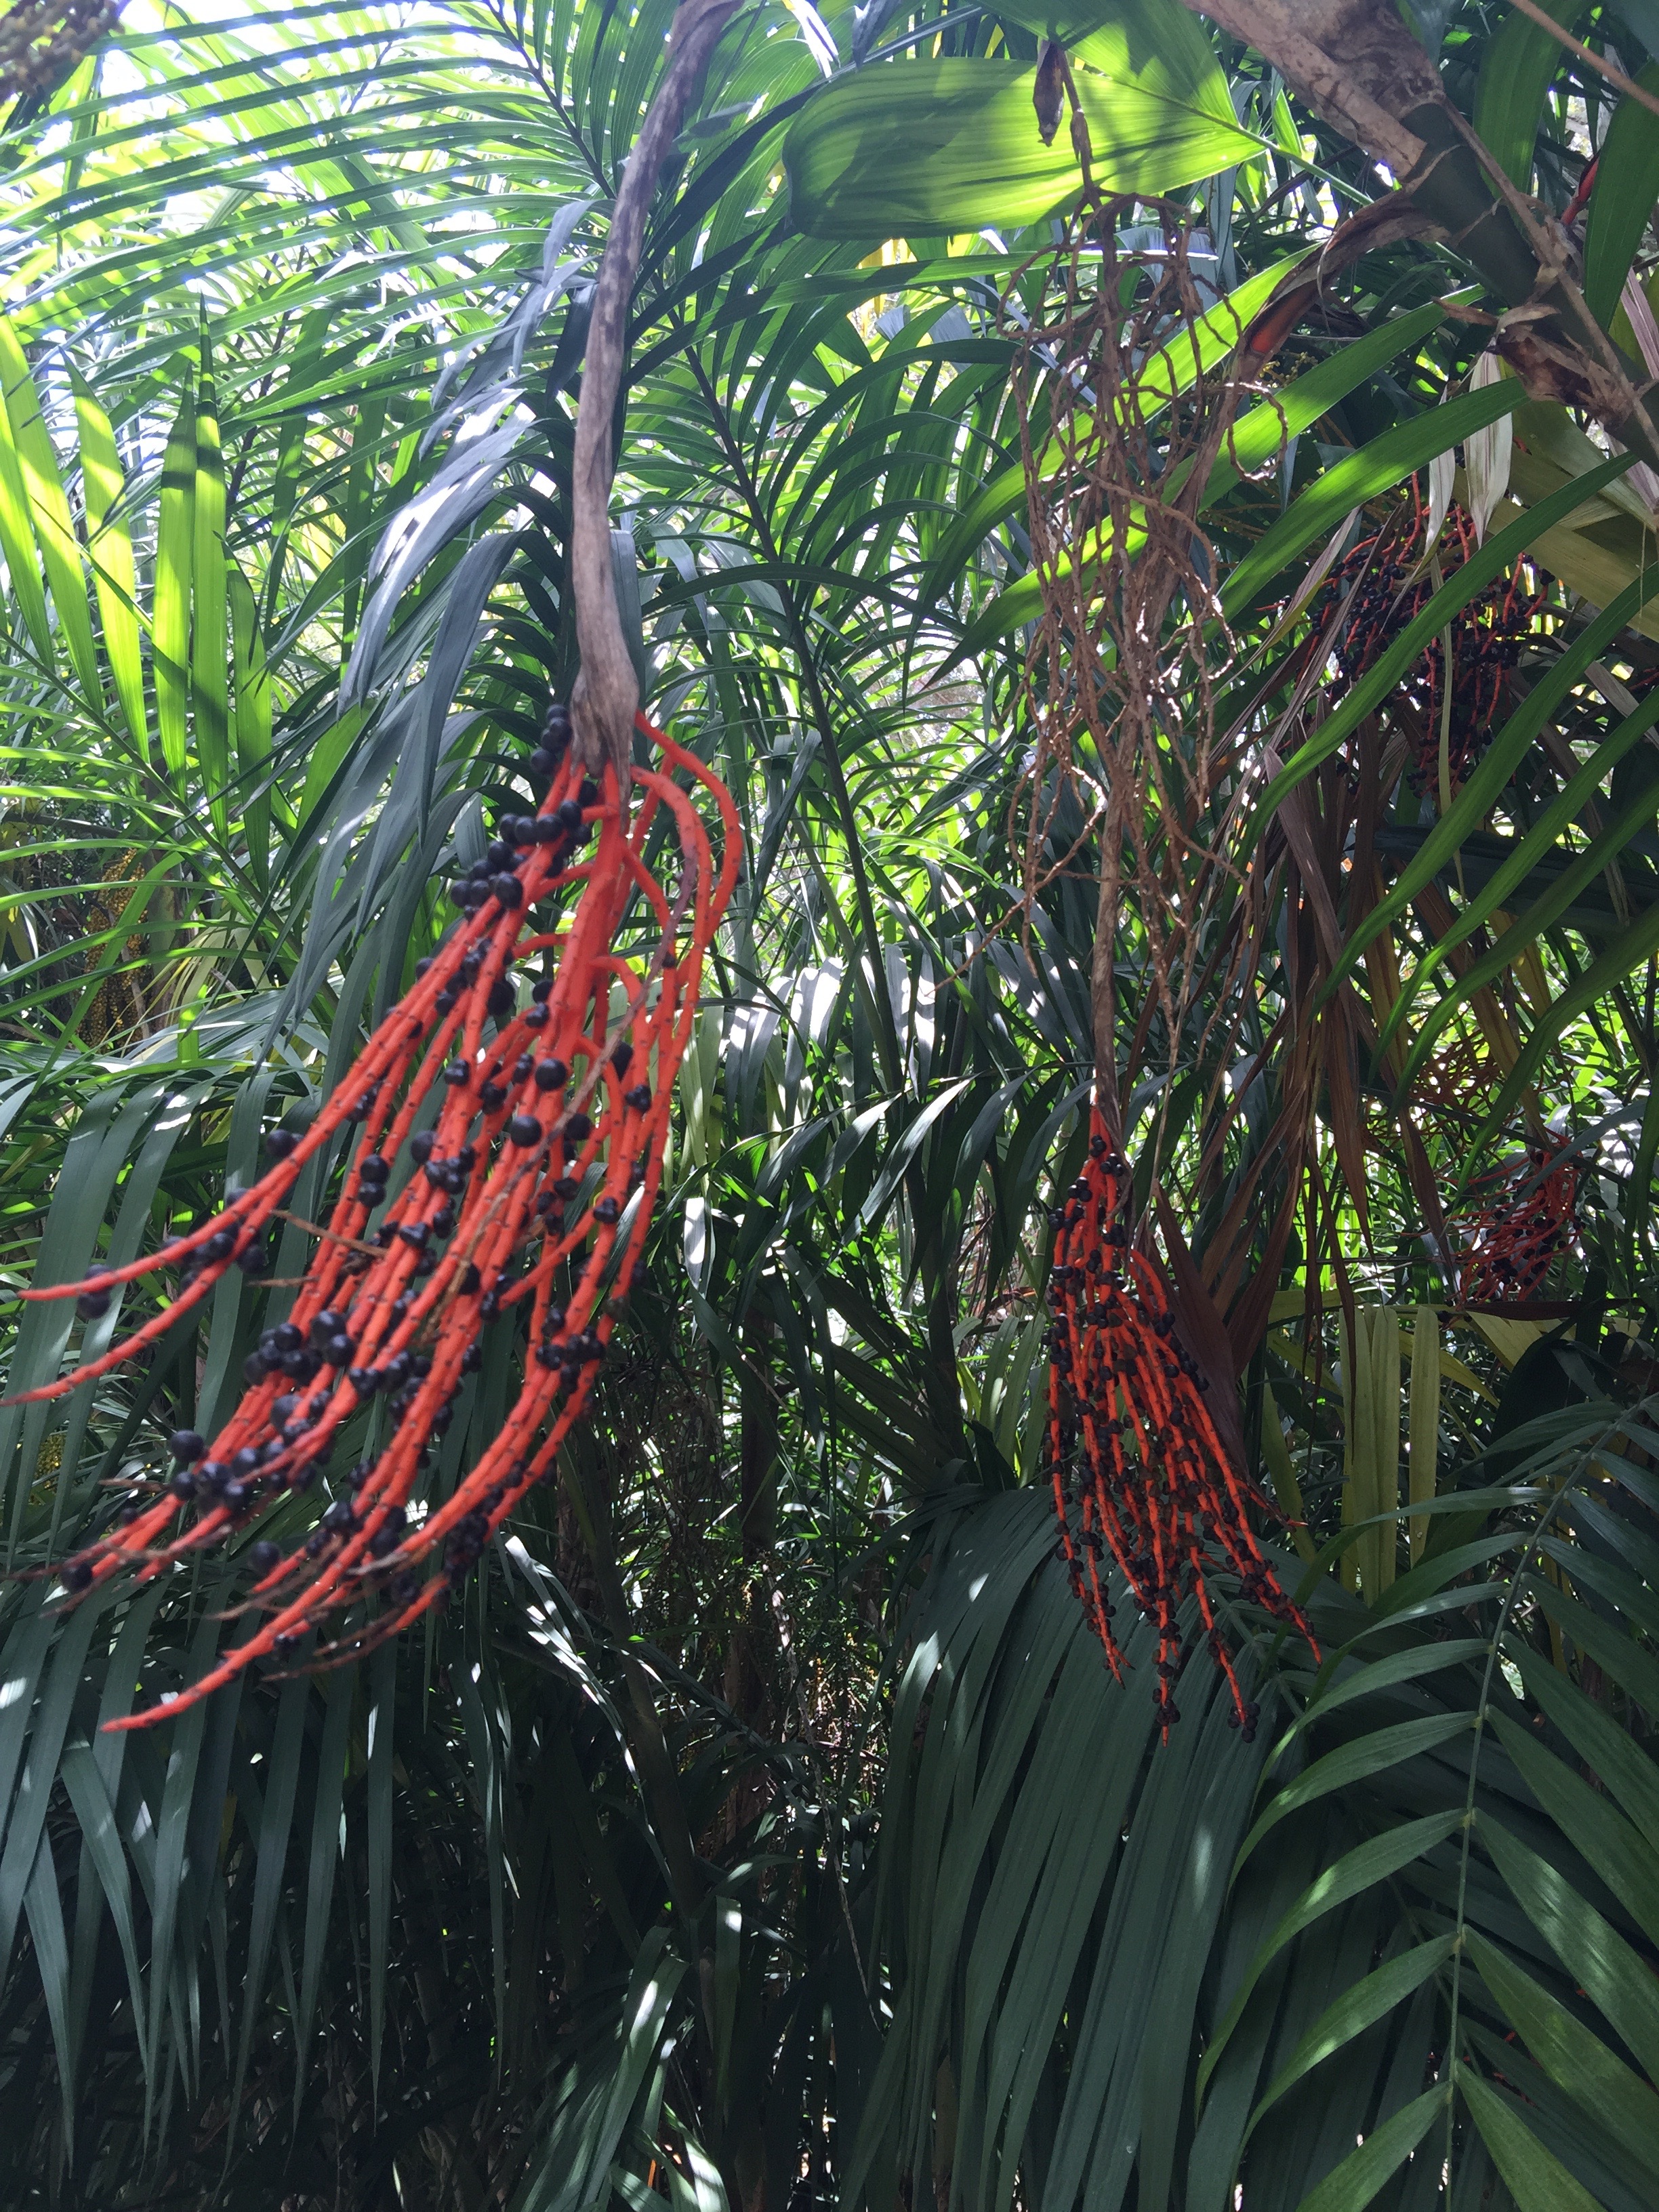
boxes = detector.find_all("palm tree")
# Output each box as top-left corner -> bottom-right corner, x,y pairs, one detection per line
0,0 -> 1657,2207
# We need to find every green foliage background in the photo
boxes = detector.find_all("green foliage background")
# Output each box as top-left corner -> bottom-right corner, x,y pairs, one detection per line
1,1 -> 1658,2208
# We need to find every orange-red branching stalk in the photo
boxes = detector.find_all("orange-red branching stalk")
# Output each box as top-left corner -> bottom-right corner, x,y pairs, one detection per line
15,710 -> 738,1725
1457,1136 -> 1581,1305
1046,1113 -> 1317,1740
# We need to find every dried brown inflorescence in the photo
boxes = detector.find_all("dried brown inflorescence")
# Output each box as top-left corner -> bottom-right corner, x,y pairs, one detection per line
1046,1115 -> 1317,1740
14,709 -> 739,1723
1004,193 -> 1252,1119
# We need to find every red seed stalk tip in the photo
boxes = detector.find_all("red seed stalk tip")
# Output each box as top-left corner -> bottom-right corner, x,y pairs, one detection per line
1046,1110 -> 1317,1741
32,714 -> 739,1727
1457,1136 -> 1582,1306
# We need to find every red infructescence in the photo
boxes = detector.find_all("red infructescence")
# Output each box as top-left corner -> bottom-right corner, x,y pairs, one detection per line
1457,1138 -> 1581,1306
1046,1116 -> 1316,1740
13,712 -> 739,1726
1311,489 -> 1542,793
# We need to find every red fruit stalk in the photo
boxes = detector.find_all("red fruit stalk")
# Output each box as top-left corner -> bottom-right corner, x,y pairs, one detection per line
15,711 -> 738,1723
1457,1137 -> 1581,1305
1046,1115 -> 1317,1740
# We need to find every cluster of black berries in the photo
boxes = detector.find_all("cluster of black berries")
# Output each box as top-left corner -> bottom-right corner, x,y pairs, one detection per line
447,707 -> 596,917
1308,493 -> 1542,792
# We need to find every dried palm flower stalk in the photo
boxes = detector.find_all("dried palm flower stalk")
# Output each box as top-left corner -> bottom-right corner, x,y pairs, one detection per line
1004,191 -> 1250,1124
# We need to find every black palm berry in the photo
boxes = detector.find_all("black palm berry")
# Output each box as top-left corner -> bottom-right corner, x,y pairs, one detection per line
250,1540 -> 281,1574
508,1113 -> 541,1147
266,1128 -> 298,1160
534,1057 -> 568,1090
170,1429 -> 206,1463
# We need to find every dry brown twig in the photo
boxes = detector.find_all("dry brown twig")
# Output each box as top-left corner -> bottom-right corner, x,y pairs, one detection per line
1004,188 -> 1256,1134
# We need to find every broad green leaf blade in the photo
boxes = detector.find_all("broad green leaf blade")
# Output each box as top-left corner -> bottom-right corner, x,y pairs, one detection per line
994,0 -> 1232,108
1584,64 -> 1659,327
1490,1711 -> 1659,1950
0,320 -> 100,699
1458,2070 -> 1603,2212
1248,1936 -> 1455,2133
783,56 -> 1261,239
294,1660 -> 354,2114
1292,2082 -> 1447,2212
192,371 -> 230,842
1480,1813 -> 1659,2083
70,367 -> 147,747
1235,1713 -> 1474,1869
0,355 -> 51,665
1199,1812 -> 1462,2102
1508,1643 -> 1659,1858
1465,1932 -> 1659,2182
155,387 -> 195,782
1472,0 -> 1579,187
230,566 -> 271,877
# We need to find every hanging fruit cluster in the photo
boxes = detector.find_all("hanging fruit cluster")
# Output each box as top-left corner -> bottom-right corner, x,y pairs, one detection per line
16,708 -> 738,1725
0,0 -> 121,97
1456,1136 -> 1582,1304
1309,485 -> 1543,792
1045,1115 -> 1317,1740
